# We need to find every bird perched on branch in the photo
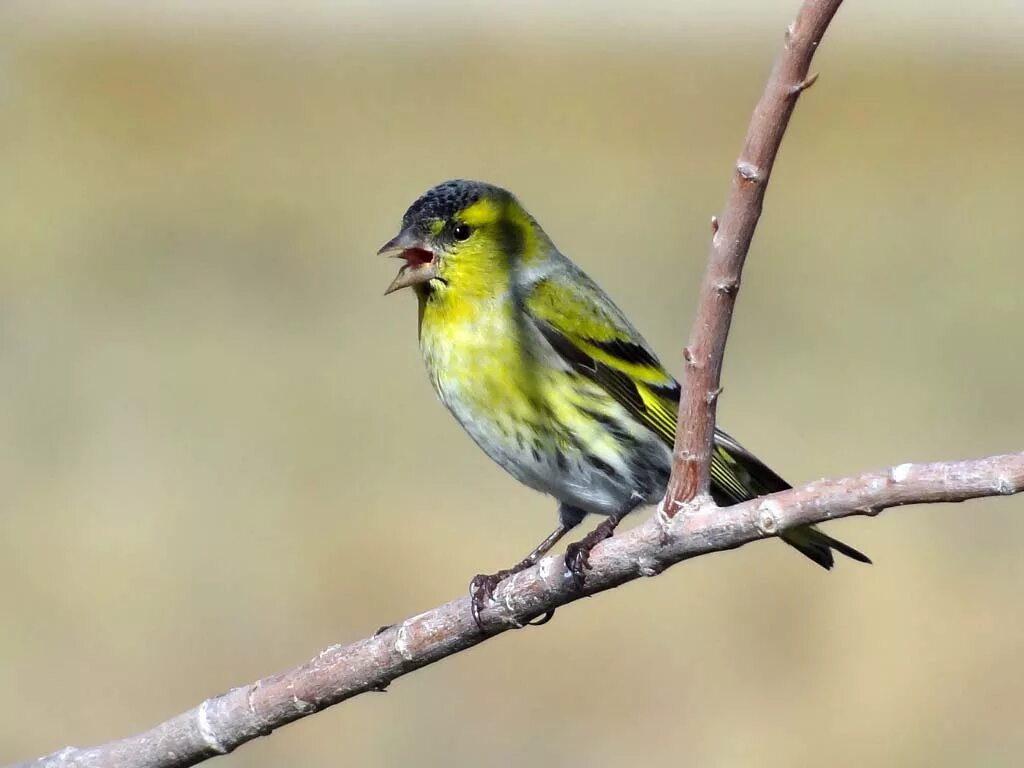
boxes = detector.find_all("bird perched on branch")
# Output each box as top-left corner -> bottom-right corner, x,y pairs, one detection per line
380,179 -> 869,626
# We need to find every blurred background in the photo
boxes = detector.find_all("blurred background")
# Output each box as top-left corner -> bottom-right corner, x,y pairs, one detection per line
2,1 -> 1023,766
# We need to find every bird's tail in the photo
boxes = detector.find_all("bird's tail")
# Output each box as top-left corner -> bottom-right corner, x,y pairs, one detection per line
709,428 -> 871,570
781,524 -> 872,570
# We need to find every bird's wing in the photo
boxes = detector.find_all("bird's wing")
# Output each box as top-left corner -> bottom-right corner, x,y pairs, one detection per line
706,427 -> 790,501
524,261 -> 870,567
524,266 -> 682,443
524,265 -> 788,504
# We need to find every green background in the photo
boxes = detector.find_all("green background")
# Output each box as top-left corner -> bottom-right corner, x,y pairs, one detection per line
2,2 -> 1023,766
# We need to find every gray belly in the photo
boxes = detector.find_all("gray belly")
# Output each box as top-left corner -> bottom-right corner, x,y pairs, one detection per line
445,393 -> 672,517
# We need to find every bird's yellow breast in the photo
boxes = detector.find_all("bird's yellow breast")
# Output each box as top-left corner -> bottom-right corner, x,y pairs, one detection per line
418,288 -> 543,425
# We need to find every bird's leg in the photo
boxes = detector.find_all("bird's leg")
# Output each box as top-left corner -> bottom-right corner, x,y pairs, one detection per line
470,504 -> 586,631
564,505 -> 635,590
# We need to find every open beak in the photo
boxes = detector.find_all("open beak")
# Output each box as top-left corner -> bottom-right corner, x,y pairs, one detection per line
378,228 -> 438,295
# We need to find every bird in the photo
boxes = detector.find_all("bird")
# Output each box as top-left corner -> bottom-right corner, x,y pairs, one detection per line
379,179 -> 870,626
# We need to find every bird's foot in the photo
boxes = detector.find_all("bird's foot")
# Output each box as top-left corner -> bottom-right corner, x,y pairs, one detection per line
470,564 -> 530,631
469,561 -> 554,631
469,570 -> 505,631
564,517 -> 619,590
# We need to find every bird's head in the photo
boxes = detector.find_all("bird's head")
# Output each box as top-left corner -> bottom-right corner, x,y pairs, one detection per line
379,180 -> 547,298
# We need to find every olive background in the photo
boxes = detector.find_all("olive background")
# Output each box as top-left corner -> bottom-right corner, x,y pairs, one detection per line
2,2 -> 1023,766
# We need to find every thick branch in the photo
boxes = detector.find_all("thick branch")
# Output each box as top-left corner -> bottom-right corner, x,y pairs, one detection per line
12,452 -> 1024,768
666,0 -> 843,510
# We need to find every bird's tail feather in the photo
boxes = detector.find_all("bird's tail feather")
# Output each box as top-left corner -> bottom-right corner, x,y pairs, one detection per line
781,525 -> 872,570
708,429 -> 871,569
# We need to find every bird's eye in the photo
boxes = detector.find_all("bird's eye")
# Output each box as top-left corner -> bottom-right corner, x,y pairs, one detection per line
452,223 -> 472,241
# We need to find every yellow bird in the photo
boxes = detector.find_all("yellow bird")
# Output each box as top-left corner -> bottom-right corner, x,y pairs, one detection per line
381,180 -> 869,622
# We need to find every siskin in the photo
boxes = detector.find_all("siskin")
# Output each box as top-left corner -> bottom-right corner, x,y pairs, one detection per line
380,180 -> 869,624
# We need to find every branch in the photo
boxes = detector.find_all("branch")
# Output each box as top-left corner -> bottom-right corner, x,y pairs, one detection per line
665,0 -> 843,509
13,453 -> 1024,768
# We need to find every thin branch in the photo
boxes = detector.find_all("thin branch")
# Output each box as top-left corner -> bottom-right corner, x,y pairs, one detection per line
665,0 -> 844,510
12,453 -> 1024,768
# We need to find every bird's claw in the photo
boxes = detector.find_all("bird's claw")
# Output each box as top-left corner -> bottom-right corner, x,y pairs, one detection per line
564,542 -> 592,590
528,610 -> 555,626
469,572 -> 504,632
564,516 -> 623,590
470,567 -> 556,630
